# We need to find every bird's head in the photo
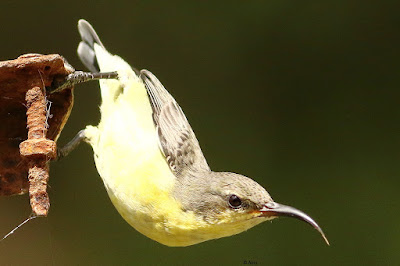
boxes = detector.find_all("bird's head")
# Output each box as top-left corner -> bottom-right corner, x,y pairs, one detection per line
174,172 -> 329,245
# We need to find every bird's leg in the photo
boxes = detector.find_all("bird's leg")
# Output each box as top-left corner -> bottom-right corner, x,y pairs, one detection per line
49,71 -> 118,93
56,129 -> 87,160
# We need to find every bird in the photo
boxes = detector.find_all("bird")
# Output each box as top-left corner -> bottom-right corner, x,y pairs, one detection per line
61,19 -> 329,247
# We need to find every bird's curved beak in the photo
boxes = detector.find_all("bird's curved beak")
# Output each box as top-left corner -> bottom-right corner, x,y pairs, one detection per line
259,202 -> 330,245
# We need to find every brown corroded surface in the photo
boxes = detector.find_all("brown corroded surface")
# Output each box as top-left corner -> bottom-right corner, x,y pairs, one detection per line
27,163 -> 50,216
0,54 -> 74,196
19,86 -> 56,216
19,138 -> 57,158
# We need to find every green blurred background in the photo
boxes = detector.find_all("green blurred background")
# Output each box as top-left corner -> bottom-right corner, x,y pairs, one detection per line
1,1 -> 399,265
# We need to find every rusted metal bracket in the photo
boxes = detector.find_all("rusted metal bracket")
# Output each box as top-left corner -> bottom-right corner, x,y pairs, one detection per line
0,54 -> 74,217
1,53 -> 117,220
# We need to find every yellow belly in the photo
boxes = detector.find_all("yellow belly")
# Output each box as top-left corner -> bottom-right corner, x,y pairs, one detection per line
85,72 -> 184,237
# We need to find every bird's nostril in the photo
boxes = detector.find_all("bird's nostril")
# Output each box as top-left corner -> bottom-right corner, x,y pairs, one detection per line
265,202 -> 278,209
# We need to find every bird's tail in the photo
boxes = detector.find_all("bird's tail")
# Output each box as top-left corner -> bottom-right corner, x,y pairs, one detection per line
77,19 -> 105,73
77,19 -> 141,105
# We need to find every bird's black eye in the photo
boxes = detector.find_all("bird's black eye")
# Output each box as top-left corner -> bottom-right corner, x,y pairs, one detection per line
228,194 -> 242,208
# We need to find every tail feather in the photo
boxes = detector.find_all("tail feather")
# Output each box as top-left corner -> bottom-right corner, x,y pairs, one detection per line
77,19 -> 104,72
77,42 -> 99,73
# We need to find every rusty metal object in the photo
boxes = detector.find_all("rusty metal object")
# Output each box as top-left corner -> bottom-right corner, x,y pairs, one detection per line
0,54 -> 74,202
19,87 -> 56,216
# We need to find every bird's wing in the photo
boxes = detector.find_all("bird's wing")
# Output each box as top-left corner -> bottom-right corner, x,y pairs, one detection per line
140,70 -> 210,176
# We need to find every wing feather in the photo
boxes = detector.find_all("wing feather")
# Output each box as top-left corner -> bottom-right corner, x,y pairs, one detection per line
140,70 -> 210,176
